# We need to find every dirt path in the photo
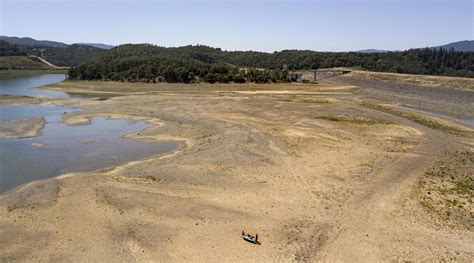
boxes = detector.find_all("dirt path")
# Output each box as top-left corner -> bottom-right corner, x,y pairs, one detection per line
28,55 -> 68,69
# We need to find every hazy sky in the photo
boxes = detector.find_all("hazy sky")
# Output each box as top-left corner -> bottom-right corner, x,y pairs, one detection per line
0,0 -> 472,52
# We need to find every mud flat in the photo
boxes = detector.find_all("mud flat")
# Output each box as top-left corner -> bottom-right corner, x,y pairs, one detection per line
0,117 -> 45,138
0,94 -> 45,105
0,79 -> 473,261
326,69 -> 474,120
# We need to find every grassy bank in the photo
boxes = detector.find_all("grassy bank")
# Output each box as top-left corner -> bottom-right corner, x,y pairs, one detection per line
0,56 -> 52,70
0,69 -> 67,79
362,102 -> 473,137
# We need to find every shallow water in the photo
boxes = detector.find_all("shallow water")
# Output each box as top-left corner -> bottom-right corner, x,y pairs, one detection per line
0,116 -> 178,193
0,73 -> 78,98
0,73 -> 179,193
0,104 -> 79,122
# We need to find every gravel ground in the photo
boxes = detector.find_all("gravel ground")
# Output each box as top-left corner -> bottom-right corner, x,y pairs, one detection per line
327,73 -> 474,120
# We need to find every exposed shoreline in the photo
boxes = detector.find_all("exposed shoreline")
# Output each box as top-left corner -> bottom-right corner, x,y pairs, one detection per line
0,137 -> 184,197
0,116 -> 46,138
0,108 -> 185,195
1,77 -> 473,261
0,88 -> 184,194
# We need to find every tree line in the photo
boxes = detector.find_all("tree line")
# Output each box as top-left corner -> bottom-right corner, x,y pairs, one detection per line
68,44 -> 474,83
22,44 -> 106,67
219,47 -> 474,77
0,41 -> 27,56
68,57 -> 290,83
0,40 -> 106,67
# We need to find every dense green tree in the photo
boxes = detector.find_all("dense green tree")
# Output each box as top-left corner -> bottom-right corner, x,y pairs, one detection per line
0,41 -> 27,56
67,44 -> 474,82
20,44 -> 106,66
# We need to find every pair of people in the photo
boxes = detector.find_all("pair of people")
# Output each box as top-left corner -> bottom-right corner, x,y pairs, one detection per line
242,230 -> 258,243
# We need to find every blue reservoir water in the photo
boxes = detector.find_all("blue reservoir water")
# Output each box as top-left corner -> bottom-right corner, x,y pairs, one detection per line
0,73 -> 77,98
0,73 -> 179,193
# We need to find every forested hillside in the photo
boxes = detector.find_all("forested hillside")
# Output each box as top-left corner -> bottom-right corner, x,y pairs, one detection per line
0,41 -> 50,70
69,44 -> 289,83
23,44 -> 106,67
0,40 -> 104,69
433,40 -> 474,52
221,48 -> 474,77
0,41 -> 27,56
0,36 -> 68,48
0,37 -> 106,67
68,44 -> 474,83
3,35 -> 473,79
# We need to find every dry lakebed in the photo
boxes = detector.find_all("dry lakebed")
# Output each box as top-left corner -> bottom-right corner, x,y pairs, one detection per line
0,72 -> 473,262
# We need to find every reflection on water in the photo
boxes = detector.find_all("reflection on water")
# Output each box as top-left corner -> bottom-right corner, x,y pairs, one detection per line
0,74 -> 75,98
0,104 -> 79,122
0,116 -> 179,193
0,73 -> 179,193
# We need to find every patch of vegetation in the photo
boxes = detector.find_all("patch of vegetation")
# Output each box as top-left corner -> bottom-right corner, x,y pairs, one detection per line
0,40 -> 27,56
454,179 -> 473,196
22,44 -> 106,67
0,69 -> 67,78
143,175 -> 159,182
417,151 -> 473,229
318,115 -> 392,125
362,103 -> 472,137
0,56 -> 51,70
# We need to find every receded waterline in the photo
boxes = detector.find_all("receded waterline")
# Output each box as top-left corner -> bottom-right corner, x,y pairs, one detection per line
0,73 -> 179,194
396,105 -> 474,128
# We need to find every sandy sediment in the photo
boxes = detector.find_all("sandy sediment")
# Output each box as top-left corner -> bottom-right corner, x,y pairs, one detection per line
0,80 -> 473,261
0,94 -> 45,105
0,117 -> 46,138
31,142 -> 46,147
325,70 -> 474,119
61,114 -> 92,126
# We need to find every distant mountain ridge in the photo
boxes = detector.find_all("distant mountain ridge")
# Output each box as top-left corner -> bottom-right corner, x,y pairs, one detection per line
356,40 -> 474,53
0,36 -> 68,48
431,40 -> 474,52
0,36 -> 113,49
75,43 -> 114,49
356,49 -> 389,53
2,36 -> 471,52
